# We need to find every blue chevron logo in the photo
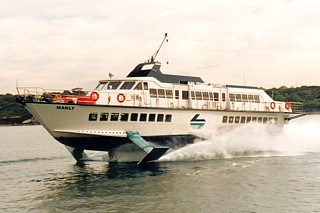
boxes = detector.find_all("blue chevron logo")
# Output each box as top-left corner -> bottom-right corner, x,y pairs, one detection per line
190,114 -> 206,129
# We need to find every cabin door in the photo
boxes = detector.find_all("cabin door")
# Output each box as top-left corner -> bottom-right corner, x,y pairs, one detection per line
179,85 -> 190,108
220,89 -> 227,110
143,82 -> 150,106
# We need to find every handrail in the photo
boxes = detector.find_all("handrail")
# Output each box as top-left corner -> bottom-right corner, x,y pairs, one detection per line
289,102 -> 303,113
16,86 -> 89,103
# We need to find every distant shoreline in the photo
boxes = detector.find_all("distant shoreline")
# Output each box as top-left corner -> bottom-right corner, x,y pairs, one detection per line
305,111 -> 320,115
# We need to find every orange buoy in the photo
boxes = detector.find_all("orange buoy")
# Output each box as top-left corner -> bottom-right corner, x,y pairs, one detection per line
285,102 -> 291,110
270,102 -> 276,109
90,92 -> 99,101
117,93 -> 126,103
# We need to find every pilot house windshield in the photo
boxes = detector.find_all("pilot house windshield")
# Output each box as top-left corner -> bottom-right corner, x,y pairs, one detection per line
107,81 -> 122,90
120,82 -> 135,90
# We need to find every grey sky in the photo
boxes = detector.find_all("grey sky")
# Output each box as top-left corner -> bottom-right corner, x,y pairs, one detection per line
1,0 -> 320,94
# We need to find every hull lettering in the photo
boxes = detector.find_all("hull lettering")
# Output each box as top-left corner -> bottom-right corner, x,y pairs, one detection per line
56,105 -> 75,110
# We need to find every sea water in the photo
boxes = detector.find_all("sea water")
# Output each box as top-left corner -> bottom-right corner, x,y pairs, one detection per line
1,115 -> 320,212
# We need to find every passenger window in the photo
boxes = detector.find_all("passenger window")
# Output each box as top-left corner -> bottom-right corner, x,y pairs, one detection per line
203,92 -> 209,100
246,117 -> 252,123
120,113 -> 129,121
143,82 -> 148,90
175,90 -> 179,99
100,113 -> 109,121
120,82 -> 135,90
214,92 -> 219,101
236,94 -> 241,102
149,89 -> 157,98
157,114 -> 164,122
242,94 -> 248,102
229,93 -> 235,102
254,95 -> 260,103
191,91 -> 196,100
95,83 -> 106,91
110,113 -> 119,121
165,90 -> 173,99
134,82 -> 143,90
252,117 -> 257,122
89,113 -> 98,121
182,91 -> 189,100
257,117 -> 262,123
140,113 -> 147,121
130,113 -> 138,121
235,116 -> 240,123
158,89 -> 165,98
240,116 -> 246,123
273,117 -> 278,124
248,95 -> 254,102
228,116 -> 234,123
148,114 -> 156,122
263,117 -> 268,124
195,91 -> 202,100
222,116 -> 228,123
209,92 -> 213,101
165,114 -> 172,122
222,93 -> 226,101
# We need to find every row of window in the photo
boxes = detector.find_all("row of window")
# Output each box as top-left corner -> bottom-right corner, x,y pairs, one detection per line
88,112 -> 172,122
95,81 -> 262,104
229,94 -> 260,103
222,116 -> 278,124
149,88 -> 227,101
95,81 -> 149,91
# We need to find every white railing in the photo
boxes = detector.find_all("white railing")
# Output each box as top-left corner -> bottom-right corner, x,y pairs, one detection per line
16,87 -> 89,103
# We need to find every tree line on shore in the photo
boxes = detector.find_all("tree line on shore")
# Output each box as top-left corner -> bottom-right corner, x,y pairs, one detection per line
265,86 -> 320,112
1,85 -> 319,125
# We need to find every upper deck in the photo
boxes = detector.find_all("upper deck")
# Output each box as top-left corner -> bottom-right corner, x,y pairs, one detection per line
126,62 -> 204,84
17,61 -> 302,114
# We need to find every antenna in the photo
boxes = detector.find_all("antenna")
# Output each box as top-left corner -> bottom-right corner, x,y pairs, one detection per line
148,33 -> 168,62
16,79 -> 19,94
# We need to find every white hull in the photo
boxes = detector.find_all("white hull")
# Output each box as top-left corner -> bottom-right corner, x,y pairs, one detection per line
25,102 -> 292,152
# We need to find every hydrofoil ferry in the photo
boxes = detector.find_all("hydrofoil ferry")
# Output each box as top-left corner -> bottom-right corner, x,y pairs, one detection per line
17,34 -> 305,165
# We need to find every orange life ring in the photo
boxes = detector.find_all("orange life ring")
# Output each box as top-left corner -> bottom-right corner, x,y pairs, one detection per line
270,102 -> 276,109
90,92 -> 99,101
285,102 -> 291,110
54,94 -> 62,102
117,93 -> 126,103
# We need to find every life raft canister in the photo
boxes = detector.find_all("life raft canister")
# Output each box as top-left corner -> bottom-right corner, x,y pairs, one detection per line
270,102 -> 276,109
117,93 -> 126,103
90,92 -> 99,101
285,102 -> 291,110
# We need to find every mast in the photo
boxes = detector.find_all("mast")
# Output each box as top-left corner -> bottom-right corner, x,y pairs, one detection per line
148,33 -> 168,62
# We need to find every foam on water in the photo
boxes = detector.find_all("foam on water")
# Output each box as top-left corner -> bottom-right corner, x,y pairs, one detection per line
160,115 -> 320,162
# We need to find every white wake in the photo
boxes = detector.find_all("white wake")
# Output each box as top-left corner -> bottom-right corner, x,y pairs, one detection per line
159,115 -> 320,162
